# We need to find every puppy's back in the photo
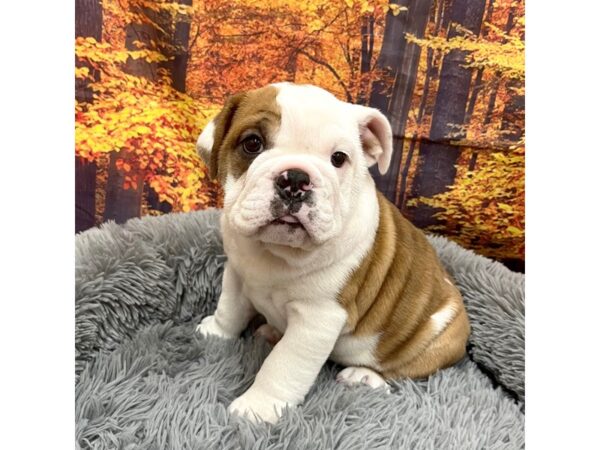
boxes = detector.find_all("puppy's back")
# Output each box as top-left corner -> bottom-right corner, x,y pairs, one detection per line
337,192 -> 470,379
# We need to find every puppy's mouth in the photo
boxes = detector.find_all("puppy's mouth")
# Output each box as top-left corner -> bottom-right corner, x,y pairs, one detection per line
270,214 -> 306,230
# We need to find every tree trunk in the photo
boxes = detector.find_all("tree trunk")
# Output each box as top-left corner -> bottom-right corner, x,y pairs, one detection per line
500,82 -> 524,142
75,0 -> 102,233
397,43 -> 437,208
499,6 -> 523,142
397,0 -> 445,209
285,51 -> 299,81
463,0 -> 495,125
357,14 -> 374,105
75,0 -> 102,102
104,6 -> 159,223
468,1 -> 515,170
152,0 -> 194,213
407,0 -> 487,228
166,0 -> 193,92
468,78 -> 498,170
441,0 -> 453,29
75,157 -> 98,232
464,68 -> 484,125
368,0 -> 434,201
104,150 -> 145,223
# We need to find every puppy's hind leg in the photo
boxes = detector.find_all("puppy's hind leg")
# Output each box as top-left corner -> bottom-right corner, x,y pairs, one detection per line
336,366 -> 389,391
253,323 -> 283,346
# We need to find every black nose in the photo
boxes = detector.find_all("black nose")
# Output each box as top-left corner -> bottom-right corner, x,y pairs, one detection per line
275,169 -> 311,202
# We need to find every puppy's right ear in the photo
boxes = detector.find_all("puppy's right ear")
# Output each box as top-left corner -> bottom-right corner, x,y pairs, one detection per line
196,92 -> 246,180
352,105 -> 394,175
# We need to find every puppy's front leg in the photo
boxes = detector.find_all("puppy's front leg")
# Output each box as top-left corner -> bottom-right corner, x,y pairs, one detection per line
229,300 -> 347,423
196,264 -> 255,339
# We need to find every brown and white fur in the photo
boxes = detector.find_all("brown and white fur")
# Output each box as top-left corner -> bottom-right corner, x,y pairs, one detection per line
195,83 -> 470,424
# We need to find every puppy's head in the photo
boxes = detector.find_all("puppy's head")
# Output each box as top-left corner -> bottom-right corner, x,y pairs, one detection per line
197,83 -> 392,250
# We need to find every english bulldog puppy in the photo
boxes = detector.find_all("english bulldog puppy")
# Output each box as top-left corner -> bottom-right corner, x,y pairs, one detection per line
196,83 -> 470,424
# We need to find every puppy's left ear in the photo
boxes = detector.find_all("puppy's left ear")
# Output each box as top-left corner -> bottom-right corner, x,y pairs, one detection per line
196,92 -> 246,179
196,120 -> 216,169
353,105 -> 393,175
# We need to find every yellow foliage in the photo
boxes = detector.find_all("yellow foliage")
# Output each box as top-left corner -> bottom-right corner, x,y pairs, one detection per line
75,36 -> 221,212
387,4 -> 407,16
406,24 -> 524,80
409,146 -> 525,260
185,0 -> 389,103
75,66 -> 91,80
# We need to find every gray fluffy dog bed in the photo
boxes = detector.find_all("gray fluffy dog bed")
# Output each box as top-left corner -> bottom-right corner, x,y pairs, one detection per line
75,209 -> 525,449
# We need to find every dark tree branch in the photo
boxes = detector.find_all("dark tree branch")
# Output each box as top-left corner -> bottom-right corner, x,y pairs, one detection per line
297,49 -> 353,102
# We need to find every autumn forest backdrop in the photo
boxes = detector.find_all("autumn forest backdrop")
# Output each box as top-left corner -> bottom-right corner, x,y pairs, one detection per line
75,0 -> 525,271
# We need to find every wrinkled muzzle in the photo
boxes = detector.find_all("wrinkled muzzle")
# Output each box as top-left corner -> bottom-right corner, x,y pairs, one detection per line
225,154 -> 343,248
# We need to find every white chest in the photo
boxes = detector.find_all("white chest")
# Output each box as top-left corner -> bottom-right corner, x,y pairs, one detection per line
242,282 -> 290,333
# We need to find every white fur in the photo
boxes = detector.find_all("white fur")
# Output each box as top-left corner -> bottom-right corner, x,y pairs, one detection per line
230,300 -> 348,423
196,264 -> 255,339
430,303 -> 457,335
336,366 -> 389,390
330,333 -> 382,370
196,120 -> 215,162
196,315 -> 232,339
197,83 -> 393,423
351,105 -> 394,174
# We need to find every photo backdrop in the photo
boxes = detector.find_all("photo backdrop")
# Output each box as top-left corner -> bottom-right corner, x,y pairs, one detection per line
75,0 -> 525,271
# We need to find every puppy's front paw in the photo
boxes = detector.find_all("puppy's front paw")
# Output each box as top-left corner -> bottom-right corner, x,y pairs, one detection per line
336,366 -> 390,391
228,388 -> 289,424
195,315 -> 236,339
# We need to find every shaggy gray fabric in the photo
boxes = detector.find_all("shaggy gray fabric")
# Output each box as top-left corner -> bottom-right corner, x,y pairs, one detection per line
75,210 -> 525,449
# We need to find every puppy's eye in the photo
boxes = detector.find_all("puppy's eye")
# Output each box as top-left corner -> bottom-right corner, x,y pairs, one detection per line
331,151 -> 348,168
241,135 -> 263,155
